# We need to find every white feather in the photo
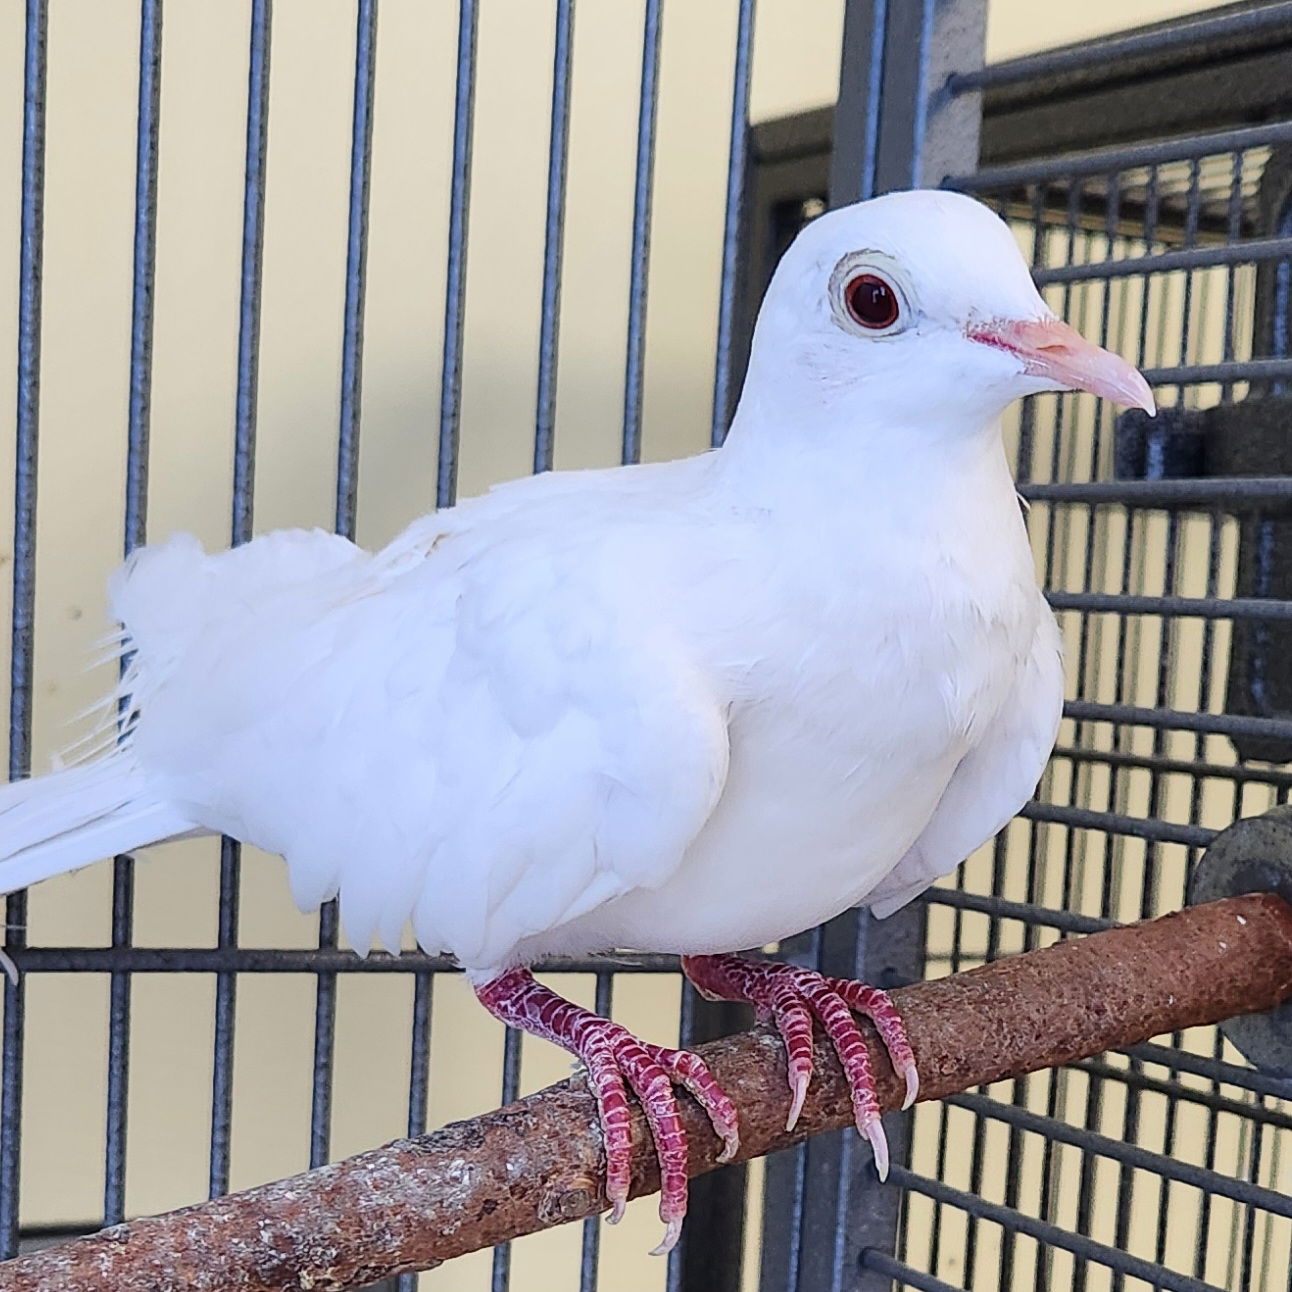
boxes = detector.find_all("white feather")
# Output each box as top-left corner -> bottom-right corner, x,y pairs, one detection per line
0,191 -> 1077,978
0,758 -> 200,892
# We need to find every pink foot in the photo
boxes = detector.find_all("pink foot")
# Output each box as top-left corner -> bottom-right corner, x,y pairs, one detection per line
680,954 -> 917,1180
475,968 -> 740,1254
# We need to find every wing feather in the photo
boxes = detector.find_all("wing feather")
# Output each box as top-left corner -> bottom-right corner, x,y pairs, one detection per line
123,466 -> 730,972
866,613 -> 1064,919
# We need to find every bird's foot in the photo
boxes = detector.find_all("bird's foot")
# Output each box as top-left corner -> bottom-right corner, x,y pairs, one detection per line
680,953 -> 917,1179
474,968 -> 740,1254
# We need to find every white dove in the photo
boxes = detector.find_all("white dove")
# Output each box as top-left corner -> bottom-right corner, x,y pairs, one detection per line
0,189 -> 1152,1251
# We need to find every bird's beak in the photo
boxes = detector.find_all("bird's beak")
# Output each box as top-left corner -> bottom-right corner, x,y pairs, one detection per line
968,316 -> 1156,414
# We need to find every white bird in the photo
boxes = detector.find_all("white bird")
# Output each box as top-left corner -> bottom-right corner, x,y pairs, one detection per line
0,189 -> 1152,1251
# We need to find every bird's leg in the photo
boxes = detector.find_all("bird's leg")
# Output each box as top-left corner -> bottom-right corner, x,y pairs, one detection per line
679,953 -> 917,1179
474,967 -> 740,1254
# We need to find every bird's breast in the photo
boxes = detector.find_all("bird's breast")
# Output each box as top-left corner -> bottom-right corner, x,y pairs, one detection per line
579,544 -> 1044,957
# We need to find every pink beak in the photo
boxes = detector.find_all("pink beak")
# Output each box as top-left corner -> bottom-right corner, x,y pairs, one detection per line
968,316 -> 1155,414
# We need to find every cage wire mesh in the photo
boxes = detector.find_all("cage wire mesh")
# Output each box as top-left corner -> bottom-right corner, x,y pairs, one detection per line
901,19 -> 1292,1292
2,2 -> 1292,1292
904,171 -> 1292,1291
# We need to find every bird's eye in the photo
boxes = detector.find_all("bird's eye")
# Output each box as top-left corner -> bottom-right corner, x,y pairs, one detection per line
844,273 -> 900,330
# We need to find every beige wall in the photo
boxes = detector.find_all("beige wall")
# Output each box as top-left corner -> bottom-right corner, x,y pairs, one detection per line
0,3 -> 1233,1290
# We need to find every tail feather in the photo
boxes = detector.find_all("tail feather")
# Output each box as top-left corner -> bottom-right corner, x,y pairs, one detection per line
0,757 -> 202,895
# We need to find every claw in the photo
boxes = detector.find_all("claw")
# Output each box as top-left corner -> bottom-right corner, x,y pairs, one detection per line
716,1123 -> 741,1164
680,954 -> 918,1190
864,1116 -> 890,1181
901,1062 -> 919,1110
602,1183 -> 627,1219
649,1042 -> 741,1167
651,1216 -> 684,1257
785,1069 -> 809,1132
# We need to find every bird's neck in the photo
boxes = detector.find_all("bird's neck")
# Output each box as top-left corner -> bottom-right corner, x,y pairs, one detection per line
715,393 -> 1018,525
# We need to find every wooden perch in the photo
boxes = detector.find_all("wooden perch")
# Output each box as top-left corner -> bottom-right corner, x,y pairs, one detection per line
2,893 -> 1291,1292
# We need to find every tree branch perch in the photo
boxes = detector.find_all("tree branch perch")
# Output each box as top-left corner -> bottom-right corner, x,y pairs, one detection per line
2,894 -> 1291,1291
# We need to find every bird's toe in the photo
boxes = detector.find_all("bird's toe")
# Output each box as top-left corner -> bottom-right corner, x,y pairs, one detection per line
648,1042 -> 740,1163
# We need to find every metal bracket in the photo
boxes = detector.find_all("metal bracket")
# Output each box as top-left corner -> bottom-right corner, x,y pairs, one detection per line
1187,806 -> 1292,1076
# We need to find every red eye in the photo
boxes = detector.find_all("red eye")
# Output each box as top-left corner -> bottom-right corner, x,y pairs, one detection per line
844,273 -> 900,330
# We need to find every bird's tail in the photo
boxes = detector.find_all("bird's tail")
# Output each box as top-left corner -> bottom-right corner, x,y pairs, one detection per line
0,755 -> 200,896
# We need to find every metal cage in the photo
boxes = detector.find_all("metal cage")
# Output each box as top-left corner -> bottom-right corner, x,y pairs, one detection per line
2,3 -> 1292,1291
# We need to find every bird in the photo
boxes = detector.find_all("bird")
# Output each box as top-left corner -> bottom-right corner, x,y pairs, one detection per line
0,188 -> 1152,1253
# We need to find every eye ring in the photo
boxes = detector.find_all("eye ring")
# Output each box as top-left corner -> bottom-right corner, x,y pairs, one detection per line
828,253 -> 911,338
844,272 -> 901,331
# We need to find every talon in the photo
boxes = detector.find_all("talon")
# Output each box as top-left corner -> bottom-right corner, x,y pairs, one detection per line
865,1116 -> 890,1181
785,1070 -> 808,1131
651,1216 -> 684,1256
649,1043 -> 740,1166
716,1124 -> 740,1164
681,954 -> 918,1182
902,1062 -> 919,1110
475,969 -> 741,1251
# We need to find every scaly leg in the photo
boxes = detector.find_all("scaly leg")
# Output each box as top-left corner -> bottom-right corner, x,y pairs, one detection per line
475,967 -> 740,1254
680,953 -> 917,1179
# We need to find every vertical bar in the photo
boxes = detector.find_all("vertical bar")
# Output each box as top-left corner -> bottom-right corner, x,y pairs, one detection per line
308,899 -> 338,1170
531,0 -> 574,475
840,911 -> 925,1292
619,0 -> 663,467
1272,182 -> 1292,386
759,924 -> 821,1292
406,974 -> 433,1136
1238,1121 -> 1265,1292
1012,183 -> 1049,485
757,4 -> 986,1288
998,256 -> 1056,1289
208,839 -> 240,1197
334,0 -> 378,540
660,4 -> 759,1283
1220,150 -> 1245,393
1105,163 -> 1203,1292
103,0 -> 164,1228
873,0 -> 986,194
123,0 -> 161,561
210,0 -> 272,1200
578,972 -> 613,1292
489,1026 -> 524,1292
1176,162 -> 1241,1284
103,853 -> 136,1227
1071,171 -> 1130,1292
231,0 -> 271,550
669,984 -> 750,1292
1037,181 -> 1090,1292
1189,506 -> 1231,1266
710,0 -> 756,446
763,913 -> 927,1292
828,0 -> 885,205
436,0 -> 478,510
395,971 -> 434,1292
310,0 -> 379,1176
0,0 -> 48,1259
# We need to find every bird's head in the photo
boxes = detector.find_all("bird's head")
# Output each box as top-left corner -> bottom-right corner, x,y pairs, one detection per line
739,189 -> 1153,440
